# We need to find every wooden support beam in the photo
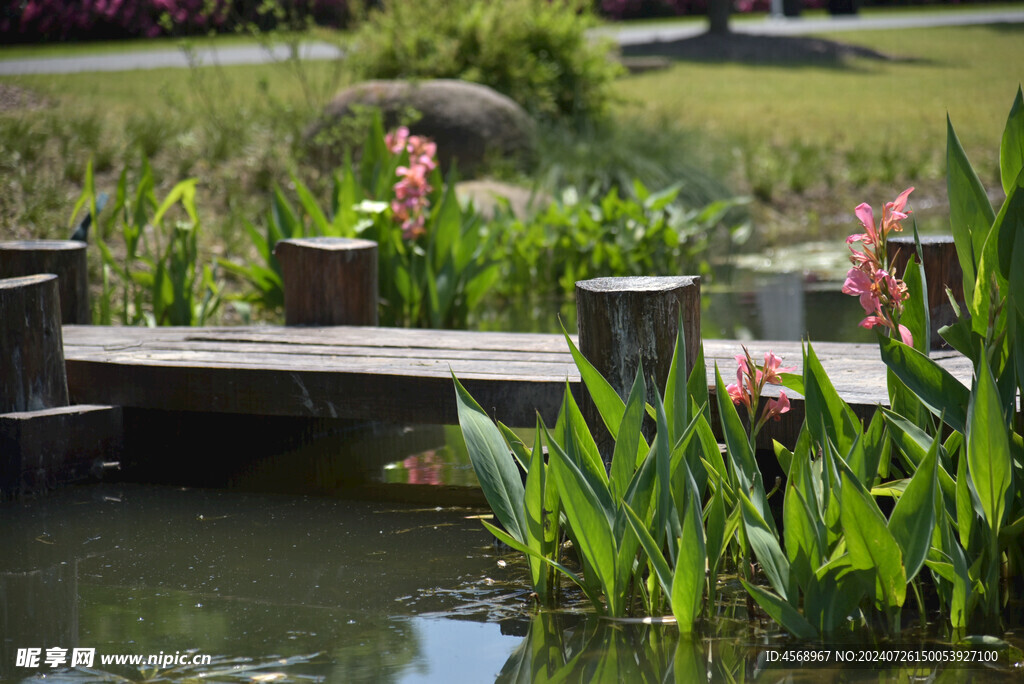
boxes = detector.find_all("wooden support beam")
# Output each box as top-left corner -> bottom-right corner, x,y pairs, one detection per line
274,237 -> 378,326
887,235 -> 964,349
0,274 -> 69,413
0,404 -> 123,498
575,276 -> 701,462
0,240 -> 90,324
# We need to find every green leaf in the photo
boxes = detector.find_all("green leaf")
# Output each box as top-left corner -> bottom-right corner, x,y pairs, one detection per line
663,314 -> 690,443
887,435 -> 938,583
610,363 -> 646,501
947,115 -> 996,303
452,373 -> 526,543
740,581 -> 818,640
878,335 -> 969,434
784,483 -> 822,592
966,353 -> 1012,535
672,474 -> 706,632
739,491 -> 791,602
899,229 -> 930,353
994,169 -> 1024,318
803,342 -> 860,456
840,473 -> 906,610
525,417 -> 550,600
1000,86 -> 1024,197
561,323 -> 627,440
544,423 -> 619,612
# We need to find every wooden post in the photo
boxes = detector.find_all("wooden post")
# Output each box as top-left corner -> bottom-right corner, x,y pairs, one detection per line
0,240 -> 90,324
0,274 -> 69,414
274,237 -> 378,326
887,236 -> 964,349
575,276 -> 701,462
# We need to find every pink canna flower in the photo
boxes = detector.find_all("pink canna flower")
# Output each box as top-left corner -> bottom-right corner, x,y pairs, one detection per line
726,381 -> 748,409
762,391 -> 790,423
762,351 -> 796,385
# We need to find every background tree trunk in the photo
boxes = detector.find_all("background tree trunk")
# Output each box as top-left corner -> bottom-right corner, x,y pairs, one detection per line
708,0 -> 731,35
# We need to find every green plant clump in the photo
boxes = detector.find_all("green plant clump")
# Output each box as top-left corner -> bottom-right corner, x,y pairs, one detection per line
454,88 -> 1024,646
344,0 -> 622,122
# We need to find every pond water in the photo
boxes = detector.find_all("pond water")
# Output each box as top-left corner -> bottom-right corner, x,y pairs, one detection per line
3,484 -> 1021,683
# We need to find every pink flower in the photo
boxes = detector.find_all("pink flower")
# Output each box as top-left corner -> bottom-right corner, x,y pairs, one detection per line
726,382 -> 747,407
847,202 -> 879,246
762,392 -> 790,423
842,267 -> 880,314
762,351 -> 796,385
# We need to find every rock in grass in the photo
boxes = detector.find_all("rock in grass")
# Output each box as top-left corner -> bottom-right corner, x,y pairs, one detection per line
309,79 -> 536,178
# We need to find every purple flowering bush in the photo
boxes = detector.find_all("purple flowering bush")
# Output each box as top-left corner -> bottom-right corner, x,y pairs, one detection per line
1,0 -> 348,43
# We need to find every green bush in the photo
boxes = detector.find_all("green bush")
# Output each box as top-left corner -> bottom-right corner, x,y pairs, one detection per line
345,0 -> 622,122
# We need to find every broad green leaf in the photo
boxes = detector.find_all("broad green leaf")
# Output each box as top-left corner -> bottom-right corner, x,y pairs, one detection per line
545,423 -> 619,612
653,390 -> 677,562
621,503 -> 674,612
554,381 -> 607,495
803,342 -> 860,456
995,176 -> 1024,320
878,335 -> 969,434
1000,86 -> 1024,197
610,363 -> 646,501
740,581 -> 818,640
713,365 -> 760,512
705,483 -> 726,584
663,314 -> 690,443
955,438 -> 978,552
687,342 -> 710,426
888,435 -> 939,583
739,491 -> 790,602
525,416 -> 550,600
453,373 -> 525,542
561,323 -> 626,440
840,473 -> 906,610
966,353 -> 1012,535
947,115 -> 996,303
784,483 -> 822,592
672,480 -> 706,632
899,229 -> 930,353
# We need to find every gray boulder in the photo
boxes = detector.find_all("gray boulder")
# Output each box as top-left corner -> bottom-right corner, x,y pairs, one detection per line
312,79 -> 535,178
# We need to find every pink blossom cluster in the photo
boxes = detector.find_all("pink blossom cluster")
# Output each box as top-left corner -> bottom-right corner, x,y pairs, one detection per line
1,0 -> 348,42
385,127 -> 438,241
726,347 -> 793,436
2,0 -> 228,40
841,187 -> 915,346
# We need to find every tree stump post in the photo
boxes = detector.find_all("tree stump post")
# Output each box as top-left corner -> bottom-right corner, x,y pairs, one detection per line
575,276 -> 701,464
274,237 -> 379,326
0,274 -> 69,414
887,236 -> 964,349
0,240 -> 90,324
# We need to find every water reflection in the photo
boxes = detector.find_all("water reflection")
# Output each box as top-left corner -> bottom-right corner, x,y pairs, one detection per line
498,614 -> 1023,683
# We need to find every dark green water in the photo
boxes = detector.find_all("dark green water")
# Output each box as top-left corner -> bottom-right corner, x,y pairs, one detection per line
2,484 -> 1021,683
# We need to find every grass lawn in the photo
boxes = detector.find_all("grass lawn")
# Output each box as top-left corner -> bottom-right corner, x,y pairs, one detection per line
1,13 -> 1022,274
615,22 -> 1024,241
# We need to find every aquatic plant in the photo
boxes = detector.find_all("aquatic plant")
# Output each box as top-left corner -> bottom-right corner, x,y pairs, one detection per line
222,112 -> 498,328
72,159 -> 222,326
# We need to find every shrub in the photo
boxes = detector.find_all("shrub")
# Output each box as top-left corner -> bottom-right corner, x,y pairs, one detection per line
345,0 -> 622,122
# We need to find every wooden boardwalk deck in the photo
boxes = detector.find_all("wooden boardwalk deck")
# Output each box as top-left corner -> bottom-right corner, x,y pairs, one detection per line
62,325 -> 974,445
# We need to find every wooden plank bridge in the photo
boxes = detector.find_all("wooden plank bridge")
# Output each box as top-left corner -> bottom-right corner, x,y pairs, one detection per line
61,325 -> 974,445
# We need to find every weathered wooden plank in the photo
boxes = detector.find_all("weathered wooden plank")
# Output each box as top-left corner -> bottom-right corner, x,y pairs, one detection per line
61,326 -> 974,444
